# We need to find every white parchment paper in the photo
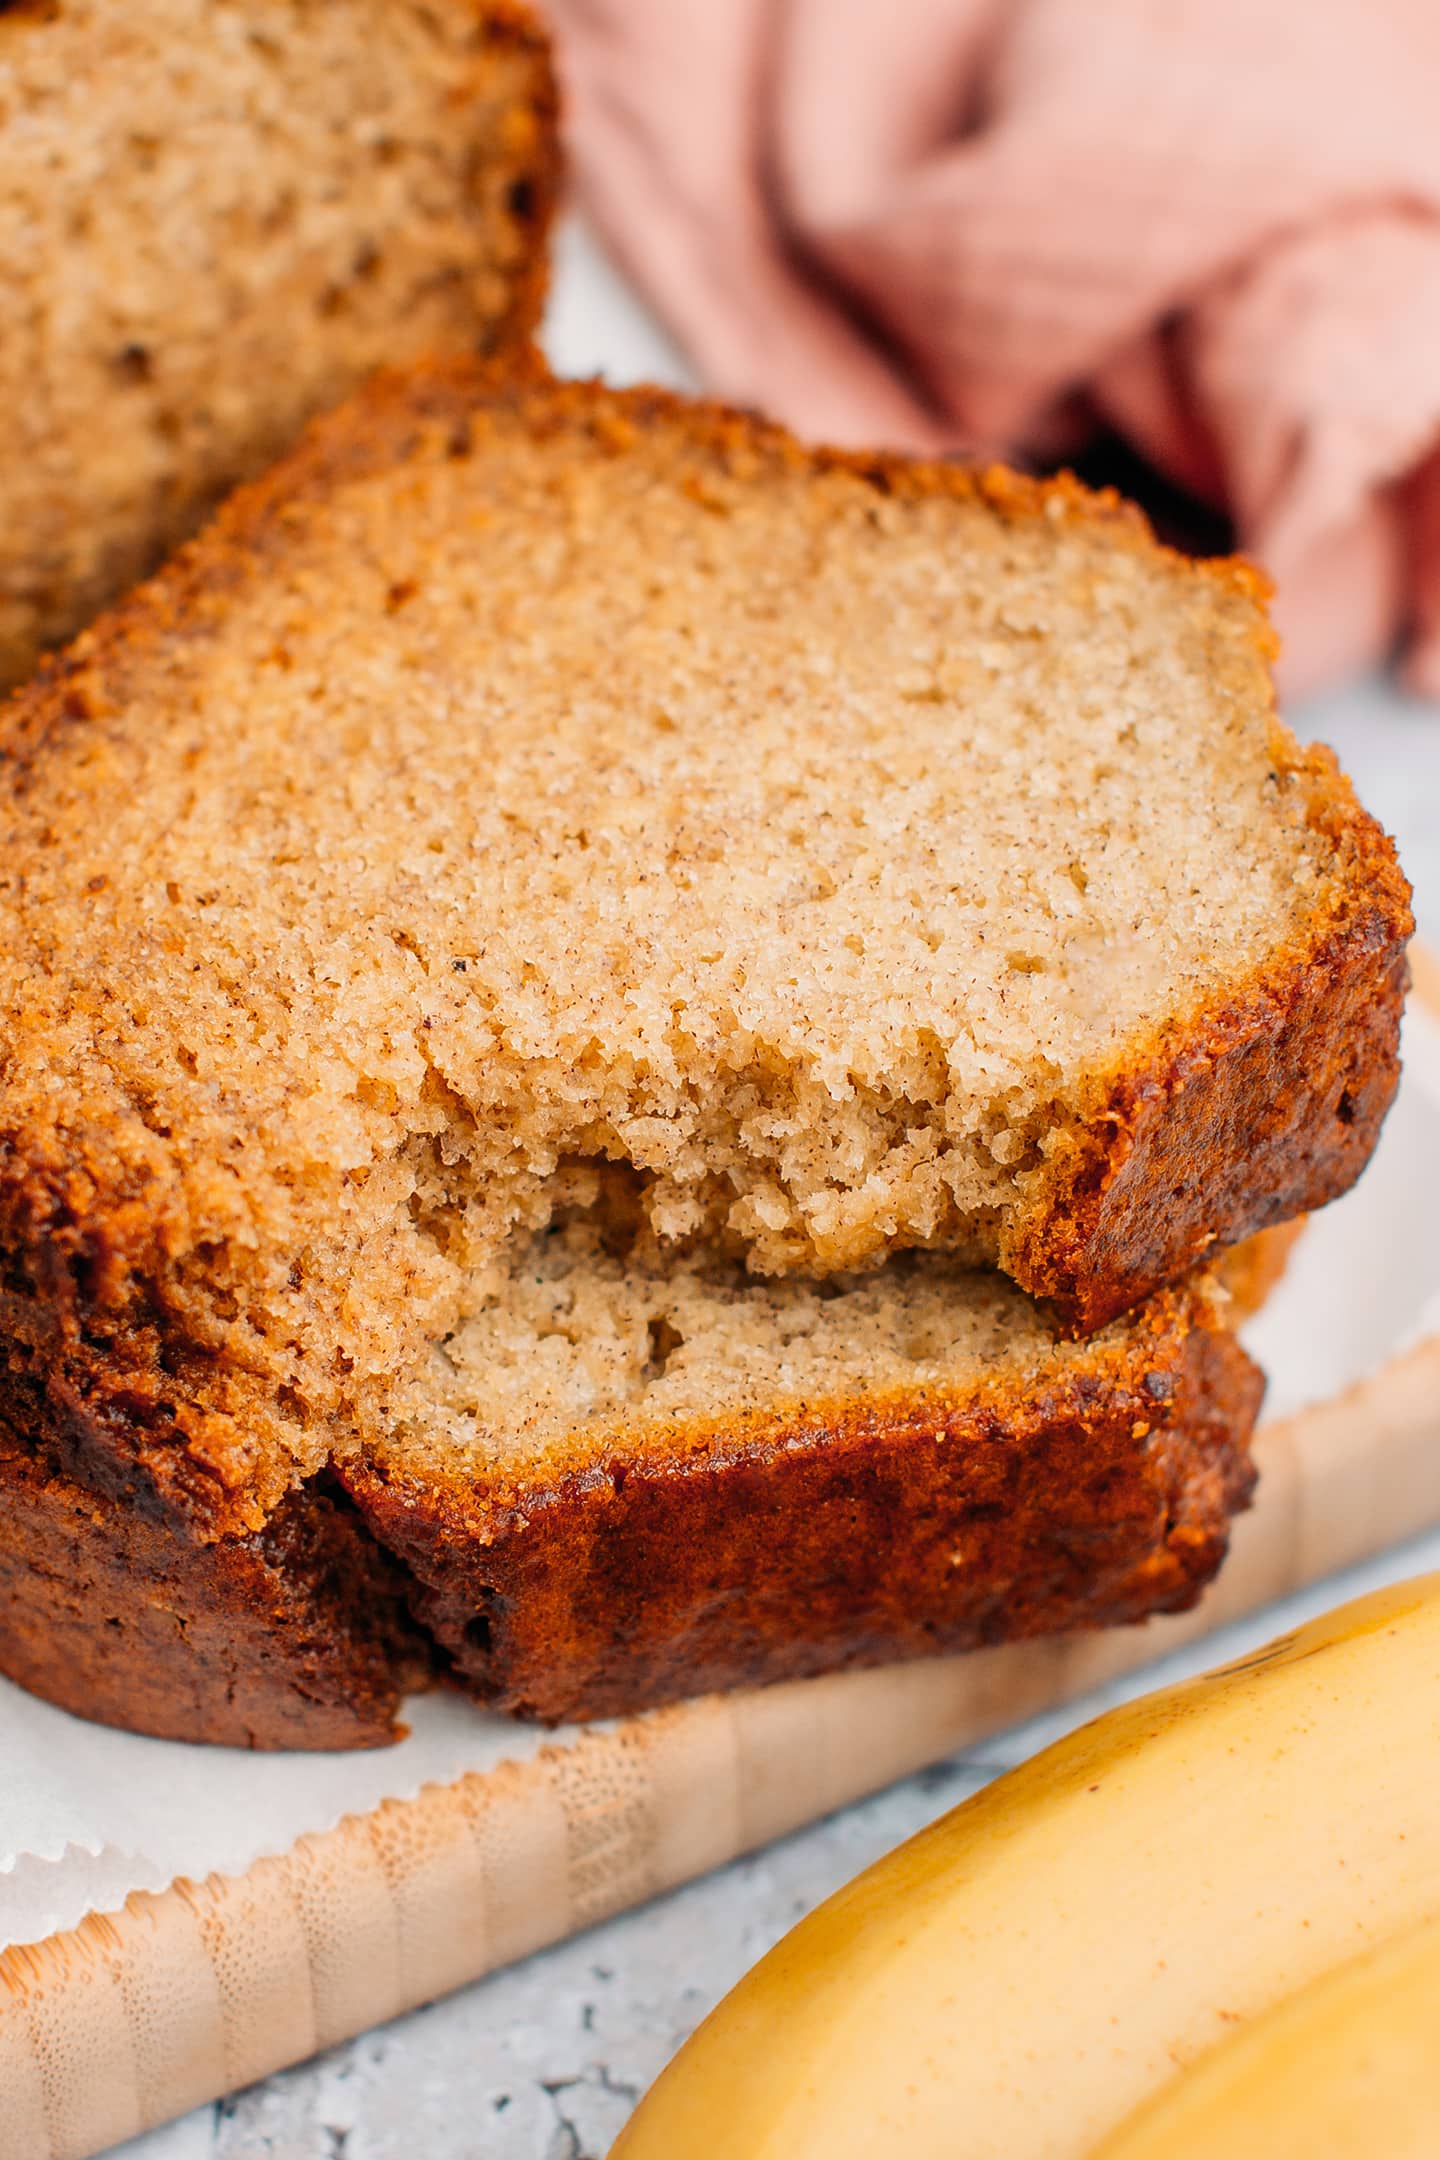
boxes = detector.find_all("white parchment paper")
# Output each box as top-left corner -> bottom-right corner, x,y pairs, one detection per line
3,1001 -> 1439,1954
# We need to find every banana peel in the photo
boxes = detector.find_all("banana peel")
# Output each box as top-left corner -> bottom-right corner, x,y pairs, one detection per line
1092,1911 -> 1440,2159
611,1573 -> 1440,2160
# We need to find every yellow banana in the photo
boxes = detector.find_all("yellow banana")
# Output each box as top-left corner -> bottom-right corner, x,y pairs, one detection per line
611,1573 -> 1440,2160
1091,1912 -> 1440,2160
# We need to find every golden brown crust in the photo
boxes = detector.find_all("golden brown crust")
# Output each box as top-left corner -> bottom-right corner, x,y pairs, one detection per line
1013,905 -> 1410,1332
0,1155 -> 293,1538
476,0 -> 563,350
341,1291 -> 1263,1724
0,349 -> 1275,750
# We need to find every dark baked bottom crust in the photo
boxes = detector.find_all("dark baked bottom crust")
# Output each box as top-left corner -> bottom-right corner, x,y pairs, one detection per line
0,1291 -> 1261,1746
0,1418 -> 430,1748
343,1302 -> 1262,1724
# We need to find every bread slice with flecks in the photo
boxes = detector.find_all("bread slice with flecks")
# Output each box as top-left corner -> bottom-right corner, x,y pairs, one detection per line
0,0 -> 557,690
0,1233 -> 1260,1744
0,356 -> 1407,1742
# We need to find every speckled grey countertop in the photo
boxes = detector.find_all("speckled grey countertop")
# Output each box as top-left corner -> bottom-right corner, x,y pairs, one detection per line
115,221 -> 1440,2160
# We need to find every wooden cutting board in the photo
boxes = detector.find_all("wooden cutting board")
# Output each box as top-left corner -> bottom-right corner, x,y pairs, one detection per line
4,974 -> 1440,2160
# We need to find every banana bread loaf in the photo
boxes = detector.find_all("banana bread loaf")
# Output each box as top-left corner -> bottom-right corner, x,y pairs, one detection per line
0,0 -> 557,691
0,357 -> 1406,1743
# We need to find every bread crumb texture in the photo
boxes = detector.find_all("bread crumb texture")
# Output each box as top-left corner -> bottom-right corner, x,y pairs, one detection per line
383,1201 -> 1221,1489
0,362 -> 1408,1535
0,0 -> 556,687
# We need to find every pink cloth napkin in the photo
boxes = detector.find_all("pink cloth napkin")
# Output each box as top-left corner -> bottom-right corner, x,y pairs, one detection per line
547,0 -> 1440,698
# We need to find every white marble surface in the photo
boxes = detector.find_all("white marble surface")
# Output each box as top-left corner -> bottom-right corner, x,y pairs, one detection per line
115,221 -> 1440,2160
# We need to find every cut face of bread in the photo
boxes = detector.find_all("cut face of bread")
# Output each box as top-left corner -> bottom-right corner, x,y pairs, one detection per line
383,1202 -> 1243,1484
0,363 -> 1407,1462
0,1234 -> 1260,1742
0,0 -> 556,689
347,1229 -> 1260,1726
0,359 -> 1403,1740
421,1214 -> 1299,1457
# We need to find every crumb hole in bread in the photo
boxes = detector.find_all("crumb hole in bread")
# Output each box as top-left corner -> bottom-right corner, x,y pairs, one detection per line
112,343 -> 153,385
643,1314 -> 684,1381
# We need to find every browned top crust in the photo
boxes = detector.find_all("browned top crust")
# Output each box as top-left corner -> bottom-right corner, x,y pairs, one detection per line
0,350 -> 1411,1550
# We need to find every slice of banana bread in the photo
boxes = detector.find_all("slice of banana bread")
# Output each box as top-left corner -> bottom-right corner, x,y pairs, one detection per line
343,1230 -> 1263,1728
0,356 -> 1404,1743
0,1242 -> 1260,1744
0,0 -> 557,691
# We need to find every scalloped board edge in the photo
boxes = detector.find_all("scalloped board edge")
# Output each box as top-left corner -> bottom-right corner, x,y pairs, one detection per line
2,964 -> 1439,2160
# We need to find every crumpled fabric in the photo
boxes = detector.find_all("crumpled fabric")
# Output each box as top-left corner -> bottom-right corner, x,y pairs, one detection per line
547,0 -> 1440,697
